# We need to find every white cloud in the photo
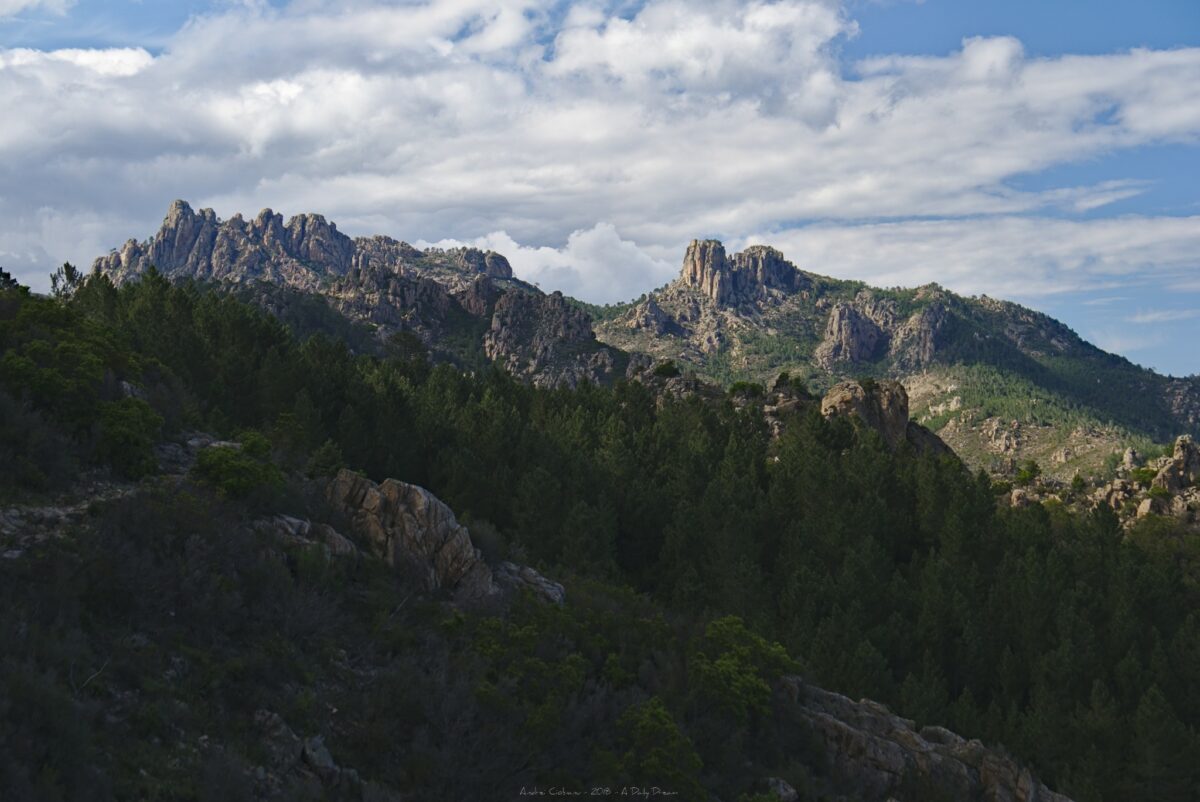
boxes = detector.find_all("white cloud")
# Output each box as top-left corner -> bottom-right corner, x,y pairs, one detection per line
0,0 -> 72,19
0,0 -> 1197,326
1126,309 -> 1200,324
419,223 -> 675,304
742,216 -> 1200,301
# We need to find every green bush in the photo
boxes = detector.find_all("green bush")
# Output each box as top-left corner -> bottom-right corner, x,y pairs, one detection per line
97,397 -> 163,478
305,438 -> 345,478
1131,467 -> 1157,488
192,431 -> 283,499
653,360 -> 680,378
1015,459 -> 1042,487
729,381 -> 766,397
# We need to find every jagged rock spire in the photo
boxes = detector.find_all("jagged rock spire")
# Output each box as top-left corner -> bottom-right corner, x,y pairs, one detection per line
679,239 -> 807,305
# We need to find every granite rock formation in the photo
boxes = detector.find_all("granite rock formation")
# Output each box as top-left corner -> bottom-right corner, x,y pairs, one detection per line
94,201 -> 624,388
821,379 -> 951,456
680,239 -> 809,306
778,676 -> 1073,802
1152,435 -> 1200,493
326,469 -> 564,605
484,290 -> 619,387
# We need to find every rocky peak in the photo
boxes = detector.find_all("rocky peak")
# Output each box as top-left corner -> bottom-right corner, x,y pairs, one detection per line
679,239 -> 806,306
93,200 -> 356,288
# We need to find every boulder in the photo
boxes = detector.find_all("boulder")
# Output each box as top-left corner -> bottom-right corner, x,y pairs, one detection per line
326,470 -> 564,605
327,470 -> 496,602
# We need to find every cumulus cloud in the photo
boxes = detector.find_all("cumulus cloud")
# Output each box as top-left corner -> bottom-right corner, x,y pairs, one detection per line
0,0 -> 1198,324
419,223 -> 675,304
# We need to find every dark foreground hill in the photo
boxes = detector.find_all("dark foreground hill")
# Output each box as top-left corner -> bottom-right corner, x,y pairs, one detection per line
4,272 -> 1200,801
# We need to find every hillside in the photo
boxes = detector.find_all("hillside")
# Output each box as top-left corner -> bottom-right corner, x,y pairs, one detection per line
595,240 -> 1200,479
7,273 -> 1200,801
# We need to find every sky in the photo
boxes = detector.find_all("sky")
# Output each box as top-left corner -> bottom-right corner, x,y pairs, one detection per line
0,1 -> 1198,376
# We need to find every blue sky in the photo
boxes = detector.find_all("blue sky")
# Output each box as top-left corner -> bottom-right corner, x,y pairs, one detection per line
1,0 -> 1198,375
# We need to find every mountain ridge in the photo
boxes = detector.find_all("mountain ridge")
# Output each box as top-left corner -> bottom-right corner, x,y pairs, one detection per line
92,201 -> 1200,478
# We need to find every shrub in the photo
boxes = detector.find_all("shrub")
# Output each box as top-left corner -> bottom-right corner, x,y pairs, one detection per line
729,381 -> 765,397
305,438 -> 345,479
653,360 -> 680,378
96,397 -> 163,478
1015,459 -> 1041,487
1130,468 -> 1157,488
192,431 -> 283,499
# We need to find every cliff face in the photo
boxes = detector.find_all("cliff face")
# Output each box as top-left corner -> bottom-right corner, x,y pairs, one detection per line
484,290 -> 619,388
680,239 -> 809,305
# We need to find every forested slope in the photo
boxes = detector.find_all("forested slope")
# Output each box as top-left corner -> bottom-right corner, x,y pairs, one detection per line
2,270 -> 1200,800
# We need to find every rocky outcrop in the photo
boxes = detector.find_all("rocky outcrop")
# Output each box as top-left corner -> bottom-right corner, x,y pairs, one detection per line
777,676 -> 1073,802
815,303 -> 886,367
255,515 -> 359,559
1152,435 -> 1200,493
95,201 -> 626,389
1094,478 -> 1137,512
326,469 -> 496,601
1164,378 -> 1200,431
95,201 -> 356,291
448,247 -> 513,279
627,296 -> 678,335
485,289 -> 619,388
455,274 -> 500,317
325,469 -> 564,605
327,262 -> 454,331
821,380 -> 911,450
679,239 -> 808,306
821,379 -> 951,456
891,302 -> 948,369
94,201 -> 523,296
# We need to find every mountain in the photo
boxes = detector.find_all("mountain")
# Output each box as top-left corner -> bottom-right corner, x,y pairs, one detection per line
93,203 -> 1200,480
595,239 -> 1200,478
94,200 -> 627,387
